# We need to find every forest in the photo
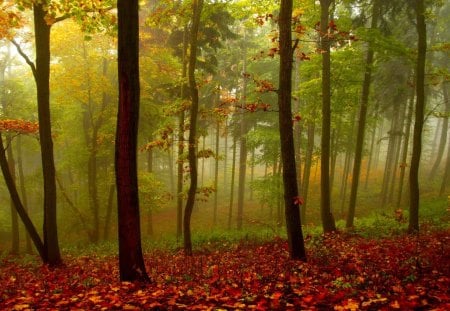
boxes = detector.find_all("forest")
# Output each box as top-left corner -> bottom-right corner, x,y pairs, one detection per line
0,0 -> 449,309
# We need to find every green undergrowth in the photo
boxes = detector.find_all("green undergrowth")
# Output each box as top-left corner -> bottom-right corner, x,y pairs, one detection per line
3,195 -> 448,263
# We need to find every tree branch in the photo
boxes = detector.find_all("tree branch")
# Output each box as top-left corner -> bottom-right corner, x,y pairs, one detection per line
10,39 -> 37,80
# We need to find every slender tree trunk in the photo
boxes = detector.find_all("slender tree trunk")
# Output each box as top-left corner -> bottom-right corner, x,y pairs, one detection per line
278,0 -> 306,260
346,0 -> 379,228
397,88 -> 414,207
237,34 -> 248,231
364,102 -> 379,190
409,0 -> 426,233
116,0 -> 149,281
439,83 -> 450,196
213,118 -> 220,225
301,121 -> 315,222
7,136 -> 19,254
381,102 -> 401,208
183,0 -> 203,256
33,3 -> 61,266
228,137 -> 237,230
388,98 -> 407,203
429,84 -> 449,178
320,0 -> 336,233
176,26 -> 189,239
17,136 -> 32,253
0,134 -> 45,260
1,59 -> 19,254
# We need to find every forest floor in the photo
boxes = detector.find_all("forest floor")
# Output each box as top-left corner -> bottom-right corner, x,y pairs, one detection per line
0,229 -> 449,310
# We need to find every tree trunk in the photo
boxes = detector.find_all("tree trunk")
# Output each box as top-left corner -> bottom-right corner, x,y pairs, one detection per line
380,101 -> 401,208
228,137 -> 237,230
301,121 -> 315,222
439,83 -> 450,196
17,136 -> 32,253
429,83 -> 449,178
278,0 -> 306,260
183,0 -> 203,256
33,3 -> 61,266
177,26 -> 188,239
237,34 -> 248,231
346,0 -> 379,228
319,0 -> 336,233
116,0 -> 149,281
409,0 -> 426,233
213,117 -> 220,224
396,88 -> 414,207
0,134 -> 45,260
7,135 -> 19,254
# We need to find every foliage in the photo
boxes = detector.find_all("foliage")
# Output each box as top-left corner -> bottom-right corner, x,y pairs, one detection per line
0,119 -> 38,134
0,230 -> 448,309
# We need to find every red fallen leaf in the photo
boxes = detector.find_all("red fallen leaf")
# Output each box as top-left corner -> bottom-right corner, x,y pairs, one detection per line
302,295 -> 314,304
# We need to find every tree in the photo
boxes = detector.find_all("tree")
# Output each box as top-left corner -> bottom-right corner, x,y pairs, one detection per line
277,0 -> 306,260
116,0 -> 149,281
346,0 -> 380,228
184,0 -> 203,256
409,0 -> 427,233
319,0 -> 336,233
32,2 -> 61,266
0,120 -> 45,260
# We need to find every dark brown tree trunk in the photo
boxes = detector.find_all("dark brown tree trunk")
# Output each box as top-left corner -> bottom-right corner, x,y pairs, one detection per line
439,83 -> 450,196
213,117 -> 220,224
183,0 -> 203,256
278,0 -> 306,260
381,100 -> 401,208
116,0 -> 149,281
7,135 -> 19,254
409,0 -> 426,233
397,88 -> 414,207
0,134 -> 45,260
177,26 -> 188,239
17,136 -> 32,253
228,137 -> 237,230
301,121 -> 315,222
237,36 -> 248,231
319,0 -> 336,233
1,58 -> 19,254
237,116 -> 247,230
346,0 -> 380,228
33,3 -> 61,266
364,102 -> 380,190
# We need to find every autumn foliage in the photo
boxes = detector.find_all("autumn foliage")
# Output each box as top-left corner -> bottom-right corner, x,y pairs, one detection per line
0,119 -> 39,135
1,230 -> 448,310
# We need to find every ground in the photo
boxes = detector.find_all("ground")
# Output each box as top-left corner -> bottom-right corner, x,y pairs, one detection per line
0,230 -> 449,310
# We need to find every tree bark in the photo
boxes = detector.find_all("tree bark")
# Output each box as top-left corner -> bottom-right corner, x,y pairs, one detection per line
346,0 -> 379,228
33,3 -> 61,266
177,26 -> 189,239
319,0 -> 336,233
0,134 -> 45,260
396,88 -> 414,207
301,121 -> 315,222
278,0 -> 306,260
439,83 -> 450,196
183,0 -> 203,256
228,137 -> 237,230
116,0 -> 149,281
409,0 -> 427,233
237,32 -> 248,231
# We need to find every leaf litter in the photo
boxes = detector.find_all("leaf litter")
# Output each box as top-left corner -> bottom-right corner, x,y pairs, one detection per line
1,230 -> 448,310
